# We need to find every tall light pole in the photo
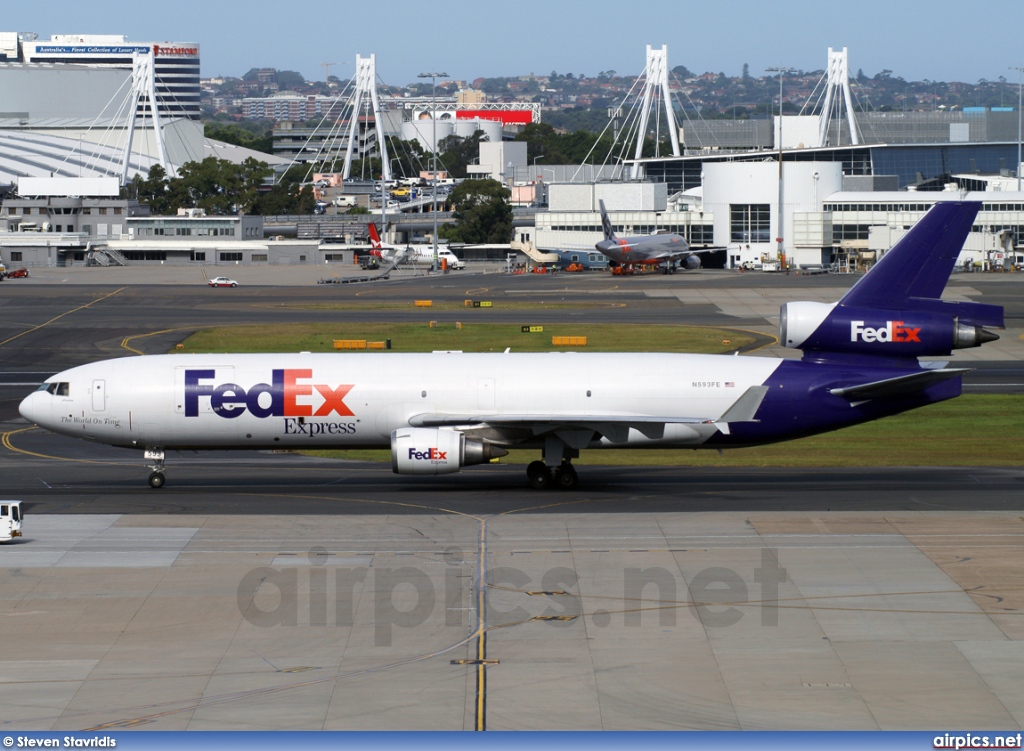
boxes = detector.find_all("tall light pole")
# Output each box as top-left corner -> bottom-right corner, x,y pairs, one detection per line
1012,66 -> 1023,192
419,71 -> 448,271
767,66 -> 795,271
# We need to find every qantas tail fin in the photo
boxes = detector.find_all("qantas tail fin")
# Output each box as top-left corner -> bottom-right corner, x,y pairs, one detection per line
598,200 -> 616,242
367,223 -> 383,250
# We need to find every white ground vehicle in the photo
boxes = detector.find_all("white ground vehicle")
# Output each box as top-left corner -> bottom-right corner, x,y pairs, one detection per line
208,277 -> 239,287
1,501 -> 23,542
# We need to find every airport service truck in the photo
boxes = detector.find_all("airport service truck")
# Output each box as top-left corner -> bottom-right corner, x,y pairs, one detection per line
1,501 -> 22,542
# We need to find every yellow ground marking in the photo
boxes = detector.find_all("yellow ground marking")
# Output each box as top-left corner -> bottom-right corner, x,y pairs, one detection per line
0,288 -> 126,349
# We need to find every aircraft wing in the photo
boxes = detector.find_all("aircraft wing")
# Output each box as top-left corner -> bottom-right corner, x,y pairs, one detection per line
409,385 -> 769,438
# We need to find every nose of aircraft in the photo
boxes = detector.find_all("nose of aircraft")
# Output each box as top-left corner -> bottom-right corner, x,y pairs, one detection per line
19,390 -> 47,426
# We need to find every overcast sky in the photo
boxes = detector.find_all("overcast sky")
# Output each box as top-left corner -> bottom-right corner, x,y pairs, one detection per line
5,0 -> 1023,87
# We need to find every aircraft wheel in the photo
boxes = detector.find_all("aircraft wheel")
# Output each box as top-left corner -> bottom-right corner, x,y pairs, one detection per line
527,461 -> 551,490
554,464 -> 578,490
148,471 -> 166,489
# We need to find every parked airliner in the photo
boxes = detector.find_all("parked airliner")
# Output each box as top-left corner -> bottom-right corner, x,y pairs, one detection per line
20,202 -> 1002,490
594,199 -> 717,273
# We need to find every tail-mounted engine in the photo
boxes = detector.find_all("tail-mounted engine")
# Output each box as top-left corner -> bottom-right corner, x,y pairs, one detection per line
391,428 -> 507,475
780,300 -> 1002,358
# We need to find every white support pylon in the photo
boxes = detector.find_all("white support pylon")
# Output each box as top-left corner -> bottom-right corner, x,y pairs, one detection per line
119,51 -> 171,185
343,54 -> 391,181
631,45 -> 681,180
817,47 -> 861,148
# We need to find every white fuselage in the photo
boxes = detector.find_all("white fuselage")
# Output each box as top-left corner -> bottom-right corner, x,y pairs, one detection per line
19,352 -> 782,451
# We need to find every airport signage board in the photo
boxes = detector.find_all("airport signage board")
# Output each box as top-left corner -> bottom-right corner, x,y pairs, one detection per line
32,45 -> 152,55
17,177 -> 120,198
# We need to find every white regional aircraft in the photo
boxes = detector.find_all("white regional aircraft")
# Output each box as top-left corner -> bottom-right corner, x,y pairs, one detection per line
19,202 -> 1002,490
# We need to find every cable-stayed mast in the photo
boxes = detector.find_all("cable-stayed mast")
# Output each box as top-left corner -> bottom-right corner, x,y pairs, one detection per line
342,54 -> 391,181
631,45 -> 680,178
817,47 -> 860,147
119,50 -> 171,185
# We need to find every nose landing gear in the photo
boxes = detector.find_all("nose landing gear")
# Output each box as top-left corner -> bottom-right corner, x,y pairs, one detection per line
144,448 -> 166,489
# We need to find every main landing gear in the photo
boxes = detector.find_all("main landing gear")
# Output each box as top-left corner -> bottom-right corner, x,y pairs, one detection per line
527,461 -> 578,491
526,434 -> 581,490
144,448 -> 166,489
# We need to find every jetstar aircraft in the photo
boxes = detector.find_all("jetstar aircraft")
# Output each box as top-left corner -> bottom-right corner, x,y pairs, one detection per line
594,199 -> 718,274
19,202 -> 1002,490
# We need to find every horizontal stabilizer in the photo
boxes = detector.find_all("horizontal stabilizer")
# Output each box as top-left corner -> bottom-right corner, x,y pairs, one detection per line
712,385 -> 768,435
716,385 -> 768,424
829,368 -> 970,400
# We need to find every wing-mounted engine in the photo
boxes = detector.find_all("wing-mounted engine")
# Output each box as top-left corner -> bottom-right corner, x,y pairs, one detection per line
391,428 -> 507,475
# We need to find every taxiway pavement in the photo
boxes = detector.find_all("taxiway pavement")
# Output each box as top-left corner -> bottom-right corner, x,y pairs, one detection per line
0,266 -> 1022,730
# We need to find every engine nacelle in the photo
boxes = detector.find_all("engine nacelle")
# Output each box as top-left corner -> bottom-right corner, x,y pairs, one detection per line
683,254 -> 701,270
779,301 -> 836,348
780,301 -> 1000,357
391,428 -> 507,475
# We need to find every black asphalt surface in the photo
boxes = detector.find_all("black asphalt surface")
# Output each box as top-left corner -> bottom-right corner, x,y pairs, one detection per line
0,269 -> 1020,512
3,427 -> 1022,515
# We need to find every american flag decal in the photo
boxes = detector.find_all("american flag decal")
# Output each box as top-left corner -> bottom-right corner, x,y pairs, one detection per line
725,382 -> 735,387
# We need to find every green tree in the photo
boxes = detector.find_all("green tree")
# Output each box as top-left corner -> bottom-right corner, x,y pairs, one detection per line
204,121 -> 274,153
132,158 -> 272,215
253,182 -> 316,215
276,70 -> 307,90
134,164 -> 171,215
440,179 -> 512,244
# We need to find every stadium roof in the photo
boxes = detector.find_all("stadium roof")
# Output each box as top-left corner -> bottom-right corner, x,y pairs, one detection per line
0,130 -> 291,188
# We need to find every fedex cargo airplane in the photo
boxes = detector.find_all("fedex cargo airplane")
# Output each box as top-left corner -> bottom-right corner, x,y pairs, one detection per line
19,202 -> 1002,490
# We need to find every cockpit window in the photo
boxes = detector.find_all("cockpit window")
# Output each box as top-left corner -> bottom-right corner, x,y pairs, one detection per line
36,382 -> 69,395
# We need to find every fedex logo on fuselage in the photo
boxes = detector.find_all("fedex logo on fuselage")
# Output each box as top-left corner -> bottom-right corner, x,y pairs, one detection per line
408,448 -> 448,461
184,369 -> 353,419
850,320 -> 922,344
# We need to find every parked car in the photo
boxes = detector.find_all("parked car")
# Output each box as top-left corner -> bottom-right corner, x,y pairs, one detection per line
208,277 -> 238,288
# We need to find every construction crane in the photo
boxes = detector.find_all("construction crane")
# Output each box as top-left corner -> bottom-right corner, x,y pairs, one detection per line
320,62 -> 341,86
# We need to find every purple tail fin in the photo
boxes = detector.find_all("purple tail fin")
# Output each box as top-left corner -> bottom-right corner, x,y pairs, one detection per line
840,201 -> 979,308
779,201 -> 1003,362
